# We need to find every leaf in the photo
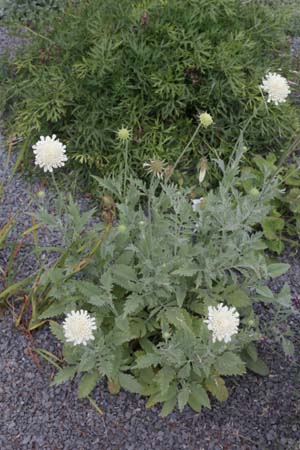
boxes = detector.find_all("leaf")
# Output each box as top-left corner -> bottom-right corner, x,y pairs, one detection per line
78,352 -> 97,371
51,366 -> 77,386
39,302 -> 67,319
267,263 -> 290,278
226,288 -> 251,308
256,285 -> 274,299
275,283 -> 291,307
119,373 -> 142,394
49,320 -> 64,342
134,353 -> 161,369
161,395 -> 177,417
111,264 -> 138,290
178,386 -> 190,412
188,383 -> 211,412
214,352 -> 246,376
155,367 -> 175,394
246,357 -> 269,376
78,370 -> 100,399
205,376 -> 228,402
175,284 -> 187,307
281,337 -> 295,357
171,264 -> 198,277
262,217 -> 284,240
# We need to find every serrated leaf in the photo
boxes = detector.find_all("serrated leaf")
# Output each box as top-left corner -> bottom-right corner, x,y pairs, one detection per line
246,357 -> 269,376
78,352 -> 97,371
175,284 -> 187,307
119,373 -> 142,394
134,353 -> 161,369
214,352 -> 246,376
171,264 -> 198,277
205,376 -> 228,402
78,370 -> 100,399
178,386 -> 190,412
226,288 -> 251,308
188,383 -> 211,412
123,294 -> 144,316
281,337 -> 294,357
51,366 -> 77,386
111,264 -> 138,290
39,302 -> 67,319
161,395 -> 177,417
268,263 -> 289,278
49,320 -> 64,342
155,366 -> 175,394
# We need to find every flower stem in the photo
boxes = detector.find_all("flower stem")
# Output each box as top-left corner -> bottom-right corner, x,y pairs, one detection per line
166,123 -> 201,182
123,140 -> 129,198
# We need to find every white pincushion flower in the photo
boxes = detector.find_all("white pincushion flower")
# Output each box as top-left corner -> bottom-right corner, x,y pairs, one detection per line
205,303 -> 239,343
63,310 -> 97,346
33,135 -> 67,172
260,72 -> 291,105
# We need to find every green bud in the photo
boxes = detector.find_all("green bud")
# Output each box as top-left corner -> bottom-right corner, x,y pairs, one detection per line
249,188 -> 259,198
37,190 -> 46,199
118,224 -> 127,233
247,319 -> 255,327
162,331 -> 171,339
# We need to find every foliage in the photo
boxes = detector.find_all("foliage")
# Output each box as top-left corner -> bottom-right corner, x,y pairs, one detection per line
1,0 -> 299,179
0,0 -> 69,22
31,148 -> 294,415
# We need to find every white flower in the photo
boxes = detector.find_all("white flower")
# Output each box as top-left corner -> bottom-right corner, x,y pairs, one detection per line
191,197 -> 204,211
32,135 -> 67,172
63,310 -> 97,346
205,303 -> 239,343
260,72 -> 290,105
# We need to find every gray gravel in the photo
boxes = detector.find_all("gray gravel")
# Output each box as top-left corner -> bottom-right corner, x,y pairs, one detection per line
1,25 -> 300,450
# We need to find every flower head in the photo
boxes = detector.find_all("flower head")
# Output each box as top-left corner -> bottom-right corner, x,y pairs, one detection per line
63,310 -> 96,346
260,72 -> 290,105
117,127 -> 131,142
32,135 -> 67,172
205,303 -> 239,343
191,197 -> 204,212
143,159 -> 167,179
198,112 -> 213,128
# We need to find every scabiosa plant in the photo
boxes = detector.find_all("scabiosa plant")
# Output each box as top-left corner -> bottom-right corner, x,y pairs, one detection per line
34,146 -> 292,416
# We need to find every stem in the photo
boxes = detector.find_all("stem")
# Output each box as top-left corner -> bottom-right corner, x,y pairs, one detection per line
166,123 -> 201,182
123,140 -> 129,198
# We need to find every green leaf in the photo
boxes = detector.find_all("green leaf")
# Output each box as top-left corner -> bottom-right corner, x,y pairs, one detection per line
171,264 -> 198,277
205,376 -> 228,402
246,357 -> 269,376
78,352 -> 97,371
119,373 -> 142,394
188,383 -> 211,412
78,370 -> 100,399
178,386 -> 190,412
134,353 -> 161,369
262,217 -> 284,240
39,302 -> 67,319
214,352 -> 246,376
267,263 -> 289,278
175,284 -> 187,307
161,395 -> 177,417
51,366 -> 77,386
111,264 -> 138,290
281,337 -> 295,357
226,288 -> 251,308
256,285 -> 274,299
155,367 -> 176,394
49,320 -> 64,342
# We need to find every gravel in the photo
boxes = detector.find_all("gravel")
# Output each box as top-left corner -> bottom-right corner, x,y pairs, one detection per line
1,25 -> 300,450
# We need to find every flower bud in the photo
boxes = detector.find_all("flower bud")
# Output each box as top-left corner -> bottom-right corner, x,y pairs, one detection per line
249,188 -> 260,198
198,112 -> 213,128
37,190 -> 46,199
118,224 -> 127,233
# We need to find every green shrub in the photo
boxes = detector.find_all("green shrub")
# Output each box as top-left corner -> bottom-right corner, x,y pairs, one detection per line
31,148 -> 293,415
2,0 -> 299,177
